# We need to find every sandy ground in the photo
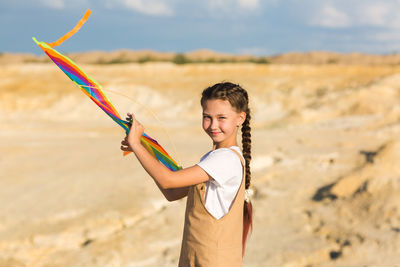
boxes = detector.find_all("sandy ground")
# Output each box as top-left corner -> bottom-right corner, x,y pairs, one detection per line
1,62 -> 400,266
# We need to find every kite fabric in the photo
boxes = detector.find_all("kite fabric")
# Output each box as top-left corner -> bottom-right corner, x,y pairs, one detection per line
32,9 -> 181,171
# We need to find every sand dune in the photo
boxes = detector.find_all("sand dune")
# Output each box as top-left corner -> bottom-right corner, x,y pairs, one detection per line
1,62 -> 400,266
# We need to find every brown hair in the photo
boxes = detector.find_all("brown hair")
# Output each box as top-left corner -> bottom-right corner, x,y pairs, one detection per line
201,81 -> 253,256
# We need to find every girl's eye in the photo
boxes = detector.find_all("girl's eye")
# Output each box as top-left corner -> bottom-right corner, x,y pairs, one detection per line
218,117 -> 226,120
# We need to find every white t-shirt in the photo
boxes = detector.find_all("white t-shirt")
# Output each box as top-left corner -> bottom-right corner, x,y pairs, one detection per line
197,146 -> 243,219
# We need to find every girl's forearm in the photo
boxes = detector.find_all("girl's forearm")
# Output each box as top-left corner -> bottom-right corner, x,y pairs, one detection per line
130,142 -> 173,189
154,179 -> 189,201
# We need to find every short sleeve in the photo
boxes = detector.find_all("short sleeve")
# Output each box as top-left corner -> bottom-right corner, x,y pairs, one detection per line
197,148 -> 242,186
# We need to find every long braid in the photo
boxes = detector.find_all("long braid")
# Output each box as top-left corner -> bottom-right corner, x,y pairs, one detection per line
241,105 -> 251,188
201,82 -> 253,257
241,103 -> 252,257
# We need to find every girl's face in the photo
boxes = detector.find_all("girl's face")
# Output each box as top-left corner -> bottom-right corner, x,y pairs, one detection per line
202,99 -> 246,149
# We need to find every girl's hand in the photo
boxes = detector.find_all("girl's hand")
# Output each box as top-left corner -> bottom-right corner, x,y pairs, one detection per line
123,113 -> 144,150
120,136 -> 132,153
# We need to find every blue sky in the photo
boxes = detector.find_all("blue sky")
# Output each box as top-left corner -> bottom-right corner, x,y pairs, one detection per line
2,0 -> 400,55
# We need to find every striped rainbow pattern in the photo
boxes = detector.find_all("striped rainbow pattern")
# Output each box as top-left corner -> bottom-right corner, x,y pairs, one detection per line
32,38 -> 181,171
33,38 -> 129,132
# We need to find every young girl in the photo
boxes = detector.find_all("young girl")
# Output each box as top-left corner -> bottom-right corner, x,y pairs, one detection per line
121,82 -> 253,266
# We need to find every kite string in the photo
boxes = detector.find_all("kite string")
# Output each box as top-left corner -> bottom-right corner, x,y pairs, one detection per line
78,84 -> 182,167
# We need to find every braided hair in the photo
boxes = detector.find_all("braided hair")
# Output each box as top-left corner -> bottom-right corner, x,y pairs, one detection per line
201,82 -> 253,256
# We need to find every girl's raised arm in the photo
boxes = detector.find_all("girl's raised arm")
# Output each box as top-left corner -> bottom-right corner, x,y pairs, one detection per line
153,180 -> 189,202
121,114 -> 211,198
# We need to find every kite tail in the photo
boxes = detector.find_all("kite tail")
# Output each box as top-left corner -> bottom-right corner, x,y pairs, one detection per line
49,9 -> 92,48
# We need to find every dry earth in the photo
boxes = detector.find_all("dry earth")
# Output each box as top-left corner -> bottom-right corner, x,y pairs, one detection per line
1,62 -> 400,266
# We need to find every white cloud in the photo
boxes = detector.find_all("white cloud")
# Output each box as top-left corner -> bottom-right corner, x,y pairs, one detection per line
306,0 -> 400,29
40,0 -> 65,9
358,1 -> 400,29
238,0 -> 259,10
121,0 -> 174,16
359,3 -> 390,27
38,0 -> 91,10
390,16 -> 400,29
371,31 -> 400,42
309,4 -> 350,28
207,0 -> 262,13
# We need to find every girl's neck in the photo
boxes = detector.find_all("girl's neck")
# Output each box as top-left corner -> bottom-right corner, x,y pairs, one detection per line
213,141 -> 238,150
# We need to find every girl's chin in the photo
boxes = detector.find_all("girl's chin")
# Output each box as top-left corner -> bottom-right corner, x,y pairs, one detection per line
209,133 -> 222,139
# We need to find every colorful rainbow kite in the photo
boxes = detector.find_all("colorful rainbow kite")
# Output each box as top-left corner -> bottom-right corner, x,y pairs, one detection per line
33,9 -> 181,171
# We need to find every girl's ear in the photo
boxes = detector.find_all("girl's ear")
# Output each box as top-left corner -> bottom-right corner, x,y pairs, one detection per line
239,111 -> 246,125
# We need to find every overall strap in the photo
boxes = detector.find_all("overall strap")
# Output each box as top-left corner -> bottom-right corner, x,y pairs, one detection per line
229,148 -> 245,168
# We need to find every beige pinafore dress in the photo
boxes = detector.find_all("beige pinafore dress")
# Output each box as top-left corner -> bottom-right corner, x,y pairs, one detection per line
178,148 -> 245,267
